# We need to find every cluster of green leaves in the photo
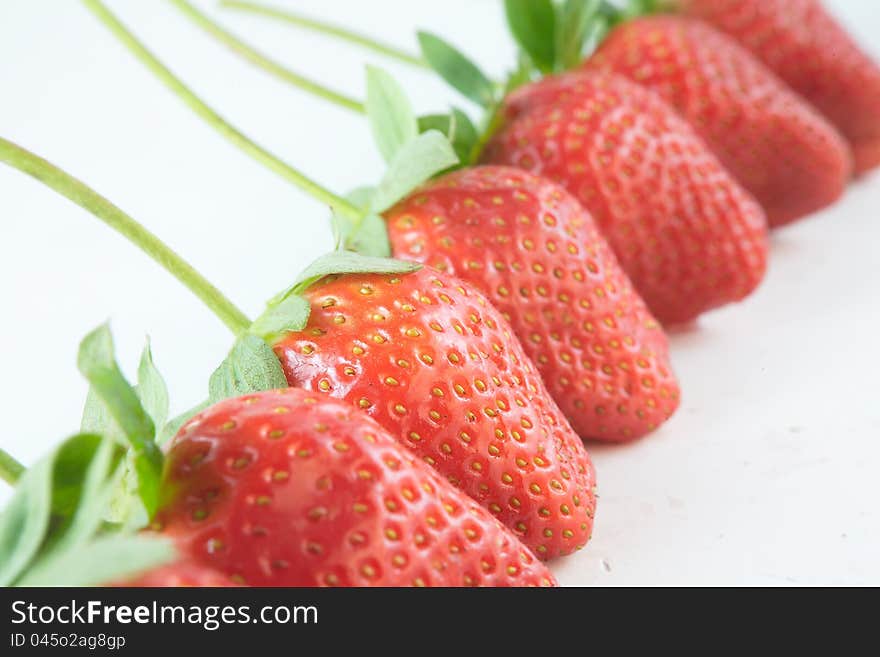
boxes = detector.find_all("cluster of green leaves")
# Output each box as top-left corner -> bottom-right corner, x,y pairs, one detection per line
504,0 -> 613,73
323,66 -> 461,260
413,30 -> 533,165
208,248 -> 423,409
0,325 -> 176,586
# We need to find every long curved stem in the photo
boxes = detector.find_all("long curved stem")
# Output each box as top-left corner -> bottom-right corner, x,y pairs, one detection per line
83,0 -> 363,224
220,0 -> 427,69
0,137 -> 251,335
169,0 -> 364,113
0,448 -> 25,486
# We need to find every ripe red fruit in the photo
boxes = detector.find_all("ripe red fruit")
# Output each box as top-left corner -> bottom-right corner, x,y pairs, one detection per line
115,560 -> 239,587
587,16 -> 852,226
156,389 -> 557,586
676,0 -> 880,174
482,70 -> 768,323
272,267 -> 596,559
384,165 -> 679,441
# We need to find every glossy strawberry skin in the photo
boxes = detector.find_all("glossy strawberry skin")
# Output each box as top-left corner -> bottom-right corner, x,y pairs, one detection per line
587,16 -> 852,226
384,165 -> 679,442
156,389 -> 557,586
482,70 -> 769,322
115,560 -> 238,587
677,0 -> 880,174
272,267 -> 596,559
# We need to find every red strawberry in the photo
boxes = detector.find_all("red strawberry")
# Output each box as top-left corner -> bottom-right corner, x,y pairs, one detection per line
384,165 -> 679,441
676,0 -> 880,174
156,389 -> 557,586
271,266 -> 596,559
587,16 -> 852,226
482,70 -> 768,324
114,560 -> 239,587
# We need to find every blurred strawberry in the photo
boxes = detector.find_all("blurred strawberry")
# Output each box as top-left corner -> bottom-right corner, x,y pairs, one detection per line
482,70 -> 768,323
676,0 -> 880,174
587,15 -> 852,226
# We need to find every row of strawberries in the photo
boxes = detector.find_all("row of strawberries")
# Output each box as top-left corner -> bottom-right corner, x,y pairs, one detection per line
2,0 -> 877,586
126,0 -> 880,585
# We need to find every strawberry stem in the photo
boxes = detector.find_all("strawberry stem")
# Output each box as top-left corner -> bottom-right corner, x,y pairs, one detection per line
169,0 -> 365,113
220,0 -> 427,69
0,136 -> 252,335
0,448 -> 25,486
83,0 -> 363,224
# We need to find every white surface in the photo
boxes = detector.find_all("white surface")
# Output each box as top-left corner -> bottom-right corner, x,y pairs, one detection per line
1,0 -> 878,586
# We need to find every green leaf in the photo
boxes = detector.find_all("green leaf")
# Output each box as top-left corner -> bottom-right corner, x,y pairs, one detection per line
418,108 -> 479,165
330,187 -> 376,252
417,31 -> 495,107
346,213 -> 392,257
0,433 -> 123,586
365,66 -> 418,163
105,456 -> 146,529
208,334 -> 288,403
292,251 -> 421,293
0,431 -> 169,587
80,387 -> 123,441
555,0 -> 601,69
159,400 -> 210,446
48,435 -> 122,551
252,252 -> 421,342
77,324 -> 162,517
17,534 -> 176,587
249,294 -> 312,341
370,130 -> 459,212
504,0 -> 556,73
137,339 -> 169,432
0,453 -> 54,586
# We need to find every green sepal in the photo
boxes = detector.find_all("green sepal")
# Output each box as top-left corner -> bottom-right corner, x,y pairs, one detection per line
504,0 -> 557,73
555,0 -> 603,69
16,534 -> 176,587
208,334 -> 289,403
370,130 -> 459,212
418,108 -> 479,165
251,252 -> 421,343
417,31 -> 496,107
0,432 -> 172,587
365,65 -> 418,163
77,324 -> 162,518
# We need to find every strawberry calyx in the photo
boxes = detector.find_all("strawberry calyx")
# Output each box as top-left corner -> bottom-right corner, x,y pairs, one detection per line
0,323 -> 179,587
249,250 -> 422,342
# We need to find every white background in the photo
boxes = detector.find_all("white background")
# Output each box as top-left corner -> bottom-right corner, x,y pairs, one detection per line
1,0 -> 878,585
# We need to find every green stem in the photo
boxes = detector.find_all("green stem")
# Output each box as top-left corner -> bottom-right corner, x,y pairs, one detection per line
0,137 -> 251,335
169,0 -> 365,113
0,448 -> 25,486
220,0 -> 427,69
83,0 -> 363,224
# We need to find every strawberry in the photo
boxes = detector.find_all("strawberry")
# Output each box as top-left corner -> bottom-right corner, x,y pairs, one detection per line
482,70 -> 769,324
156,389 -> 557,586
384,165 -> 679,441
586,15 -> 852,226
675,0 -> 880,175
114,560 -> 239,587
270,266 -> 596,559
